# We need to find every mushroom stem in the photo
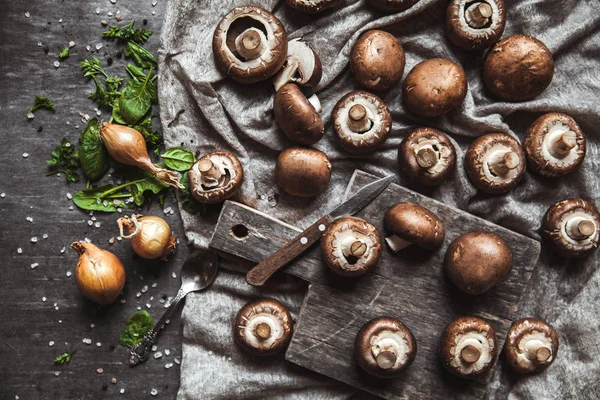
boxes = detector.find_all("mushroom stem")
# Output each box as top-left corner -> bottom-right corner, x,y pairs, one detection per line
535,347 -> 552,363
273,57 -> 300,92
307,94 -> 322,113
523,339 -> 551,363
376,350 -> 397,369
566,217 -> 596,240
254,322 -> 272,340
235,28 -> 267,61
488,150 -> 520,177
460,345 -> 481,364
347,104 -> 372,133
385,235 -> 412,253
197,158 -> 222,181
549,130 -> 577,158
350,240 -> 368,257
465,2 -> 493,29
415,147 -> 439,169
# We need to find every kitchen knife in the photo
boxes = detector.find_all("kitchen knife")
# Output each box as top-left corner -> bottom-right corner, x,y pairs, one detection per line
246,175 -> 394,286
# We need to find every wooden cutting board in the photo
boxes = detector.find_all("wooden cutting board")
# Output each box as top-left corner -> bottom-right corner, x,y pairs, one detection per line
209,170 -> 540,400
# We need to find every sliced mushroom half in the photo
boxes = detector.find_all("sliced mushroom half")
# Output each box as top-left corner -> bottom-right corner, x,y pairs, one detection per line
504,318 -> 559,375
275,147 -> 332,197
366,0 -> 420,12
273,38 -> 322,91
332,91 -> 392,154
355,317 -> 417,378
465,133 -> 526,194
321,217 -> 383,277
274,83 -> 324,145
286,0 -> 343,14
439,316 -> 498,378
543,198 -> 600,258
446,0 -> 506,51
524,113 -> 586,178
188,151 -> 244,204
213,6 -> 287,84
233,298 -> 293,356
383,202 -> 445,252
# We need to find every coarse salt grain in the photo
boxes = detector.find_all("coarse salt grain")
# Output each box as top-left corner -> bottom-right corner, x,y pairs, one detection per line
17,248 -> 23,254
165,363 -> 173,369
25,12 -> 30,18
110,0 -> 116,3
69,41 -> 75,47
174,357 -> 181,365
86,45 -> 91,51
151,345 -> 158,351
66,193 -> 72,199
152,282 -> 158,288
90,323 -> 95,328
96,342 -> 101,347
172,272 -> 176,279
96,43 -> 103,50
66,271 -> 72,277
54,61 -> 60,68
82,338 -> 92,344
109,237 -> 115,244
136,292 -> 141,298
42,297 -> 47,301
152,0 -> 157,6
94,222 -> 101,228
165,319 -> 170,324
164,349 -> 170,356
42,234 -> 48,239
58,18 -> 63,23
87,221 -> 93,226
111,378 -> 117,384
117,236 -> 122,241
55,371 -> 60,376
31,263 -> 39,269
31,237 -> 38,243
26,217 -> 33,222
27,113 -> 34,120
22,153 -> 29,158
154,352 -> 162,359
120,299 -> 126,304
136,306 -> 141,310
1,193 -> 5,198
96,7 -> 101,14
60,246 -> 66,253
97,368 -> 103,374
120,388 -> 125,394
146,303 -> 151,309
107,11 -> 114,16
49,341 -> 55,346
141,285 -> 148,293
151,389 -> 158,396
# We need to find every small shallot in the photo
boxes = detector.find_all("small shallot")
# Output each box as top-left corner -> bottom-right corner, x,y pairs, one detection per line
118,214 -> 176,260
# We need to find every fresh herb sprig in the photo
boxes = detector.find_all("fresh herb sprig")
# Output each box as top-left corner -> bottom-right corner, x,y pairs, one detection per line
81,57 -> 123,110
54,352 -> 73,365
27,96 -> 55,117
102,21 -> 152,44
58,47 -> 69,60
119,310 -> 153,347
47,138 -> 81,183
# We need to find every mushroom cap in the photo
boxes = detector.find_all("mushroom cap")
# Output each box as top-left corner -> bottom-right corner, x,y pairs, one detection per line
354,316 -> 417,378
402,58 -> 468,117
350,30 -> 406,91
439,316 -> 498,378
398,127 -> 457,186
483,34 -> 554,102
383,202 -> 445,250
523,113 -> 586,178
213,6 -> 287,84
286,0 -> 343,14
445,0 -> 506,51
273,38 -> 322,91
542,198 -> 600,258
188,151 -> 244,204
504,318 -> 559,375
332,90 -> 392,154
366,0 -> 420,12
444,231 -> 513,295
275,147 -> 332,197
464,133 -> 526,194
274,83 -> 324,145
321,216 -> 383,277
233,298 -> 293,356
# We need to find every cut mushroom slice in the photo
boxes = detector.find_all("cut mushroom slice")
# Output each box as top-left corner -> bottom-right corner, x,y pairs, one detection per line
213,6 -> 287,84
355,317 -> 417,378
504,318 -> 559,374
439,316 -> 498,378
399,127 -> 457,186
321,217 -> 382,277
274,83 -> 324,145
524,113 -> 586,178
233,298 -> 293,356
366,0 -> 420,12
332,91 -> 392,154
286,0 -> 343,14
446,0 -> 506,51
273,38 -> 322,91
275,147 -> 332,197
543,198 -> 600,258
188,151 -> 244,204
465,133 -> 526,194
383,203 -> 445,252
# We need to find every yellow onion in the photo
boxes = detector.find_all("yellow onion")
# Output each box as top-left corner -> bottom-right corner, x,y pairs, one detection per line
117,214 -> 176,260
71,242 -> 126,305
99,123 -> 183,188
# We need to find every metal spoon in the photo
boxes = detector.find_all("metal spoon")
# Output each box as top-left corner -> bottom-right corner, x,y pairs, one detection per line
129,250 -> 219,366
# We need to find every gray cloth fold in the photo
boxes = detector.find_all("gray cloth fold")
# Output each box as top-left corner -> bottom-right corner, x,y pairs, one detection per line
158,0 -> 600,398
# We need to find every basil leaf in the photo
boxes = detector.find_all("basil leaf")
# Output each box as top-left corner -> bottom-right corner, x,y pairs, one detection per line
111,100 -> 128,125
125,41 -> 157,69
126,63 -> 147,81
79,118 -> 109,181
130,173 -> 168,206
119,311 -> 153,347
117,69 -> 156,125
161,148 -> 196,172
72,185 -> 127,212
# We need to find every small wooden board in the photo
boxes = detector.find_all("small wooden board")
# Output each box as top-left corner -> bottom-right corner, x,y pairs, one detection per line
209,170 -> 540,399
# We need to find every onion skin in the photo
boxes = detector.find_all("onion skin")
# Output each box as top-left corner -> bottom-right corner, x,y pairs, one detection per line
118,215 -> 177,260
72,242 -> 126,305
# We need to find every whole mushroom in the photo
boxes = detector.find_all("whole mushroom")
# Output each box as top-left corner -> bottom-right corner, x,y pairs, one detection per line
504,318 -> 559,374
439,316 -> 498,378
275,147 -> 332,197
213,6 -> 287,84
366,0 -> 420,13
350,30 -> 405,91
188,151 -> 244,204
444,231 -> 513,295
274,83 -> 324,145
233,298 -> 293,356
523,113 -> 586,178
383,202 -> 445,252
464,133 -> 526,194
542,198 -> 600,258
446,0 -> 506,51
286,0 -> 343,14
402,59 -> 468,117
354,317 -> 417,378
321,217 -> 383,277
332,91 -> 392,154
483,35 -> 554,101
273,38 -> 322,91
398,128 -> 457,186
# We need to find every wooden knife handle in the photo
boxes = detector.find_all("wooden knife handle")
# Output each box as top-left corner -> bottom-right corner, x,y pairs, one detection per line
246,215 -> 334,286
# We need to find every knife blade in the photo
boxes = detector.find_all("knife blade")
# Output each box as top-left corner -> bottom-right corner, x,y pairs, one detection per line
246,175 -> 394,286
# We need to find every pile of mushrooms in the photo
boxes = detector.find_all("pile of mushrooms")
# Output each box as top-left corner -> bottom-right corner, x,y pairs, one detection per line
188,151 -> 244,203
504,318 -> 559,374
446,0 -> 506,51
383,202 -> 445,252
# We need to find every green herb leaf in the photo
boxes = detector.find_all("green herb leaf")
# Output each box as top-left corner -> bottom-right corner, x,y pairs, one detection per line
81,57 -> 106,78
119,310 -> 153,347
72,184 -> 127,212
129,172 -> 168,206
58,47 -> 69,60
79,118 -> 110,181
54,352 -> 73,365
117,68 -> 157,124
125,41 -> 157,69
102,21 -> 152,44
161,148 -> 196,172
27,95 -> 55,116
46,138 -> 80,183
126,63 -> 147,81
133,114 -> 162,150
179,171 -> 206,215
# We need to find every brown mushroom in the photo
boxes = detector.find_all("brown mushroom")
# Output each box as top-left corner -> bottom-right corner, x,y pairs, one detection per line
321,217 -> 382,277
213,6 -> 287,84
274,84 -> 324,145
542,198 -> 600,259
354,317 -> 417,378
483,34 -> 554,101
275,147 -> 332,197
446,0 -> 506,51
332,91 -> 392,154
398,128 -> 457,186
523,113 -> 586,178
464,133 -> 526,194
444,231 -> 513,295
402,59 -> 468,117
439,316 -> 498,378
273,38 -> 322,91
188,151 -> 244,204
286,0 -> 343,14
350,30 -> 405,91
383,202 -> 445,252
366,0 -> 420,13
504,318 -> 559,374
233,298 -> 293,356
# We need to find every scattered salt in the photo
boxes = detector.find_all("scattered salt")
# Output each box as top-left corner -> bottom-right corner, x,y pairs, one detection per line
42,297 -> 47,301
109,237 -> 115,244
136,306 -> 141,310
95,7 -> 101,14
31,263 -> 39,269
141,285 -> 148,293
22,153 -> 29,158
165,363 -> 173,369
136,292 -> 141,298
151,345 -> 158,352
49,341 -> 55,347
152,0 -> 157,6
111,378 -> 117,384
37,41 -> 42,47
164,349 -> 170,356
120,299 -> 126,304
174,357 -> 181,365
110,0 -> 116,3
54,61 -> 60,68
120,388 -> 125,394
17,248 -> 23,254
26,217 -> 33,222
146,303 -> 151,309
0,193 -> 5,198
66,193 -> 72,200
66,271 -> 72,277
117,236 -> 122,241
86,45 -> 91,51
58,18 -> 63,23
42,234 -> 48,239
55,372 -> 60,376
82,338 -> 92,345
96,43 -> 103,50
165,319 -> 170,325
96,342 -> 101,347
172,272 -> 176,279
31,237 -> 38,243
151,389 -> 158,396
97,368 -> 103,374
94,222 -> 101,228
154,352 -> 162,359
152,282 -> 158,288
87,220 -> 93,226
60,247 -> 66,253
69,41 -> 75,48
107,11 -> 114,17
25,12 -> 30,18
